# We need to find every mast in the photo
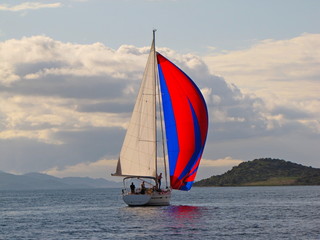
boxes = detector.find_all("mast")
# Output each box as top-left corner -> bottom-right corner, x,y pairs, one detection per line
153,29 -> 158,180
153,30 -> 169,188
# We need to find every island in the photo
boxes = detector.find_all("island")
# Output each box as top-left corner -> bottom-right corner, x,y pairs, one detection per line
194,158 -> 320,187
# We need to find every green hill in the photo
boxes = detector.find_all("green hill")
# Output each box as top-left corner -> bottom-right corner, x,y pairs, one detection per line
195,158 -> 320,187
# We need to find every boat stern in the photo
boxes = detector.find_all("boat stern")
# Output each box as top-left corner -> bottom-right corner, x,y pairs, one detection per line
123,193 -> 152,206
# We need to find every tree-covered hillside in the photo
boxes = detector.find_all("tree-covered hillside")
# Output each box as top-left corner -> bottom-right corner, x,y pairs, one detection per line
195,158 -> 320,187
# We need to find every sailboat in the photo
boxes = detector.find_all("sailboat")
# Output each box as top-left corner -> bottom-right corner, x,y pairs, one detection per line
112,30 -> 208,206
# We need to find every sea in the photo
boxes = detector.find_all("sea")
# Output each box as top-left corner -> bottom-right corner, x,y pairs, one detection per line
1,186 -> 320,240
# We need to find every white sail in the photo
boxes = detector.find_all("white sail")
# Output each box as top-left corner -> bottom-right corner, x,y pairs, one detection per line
113,40 -> 157,178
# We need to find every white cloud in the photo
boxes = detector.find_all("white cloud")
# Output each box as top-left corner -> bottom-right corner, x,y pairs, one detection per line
0,63 -> 20,85
0,94 -> 128,143
204,33 -> 320,101
0,36 -> 149,144
203,33 -> 320,135
0,36 -> 146,85
0,2 -> 62,12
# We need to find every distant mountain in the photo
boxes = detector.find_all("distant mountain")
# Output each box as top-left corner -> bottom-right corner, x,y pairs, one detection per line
194,158 -> 320,187
0,171 -> 121,190
62,177 -> 118,188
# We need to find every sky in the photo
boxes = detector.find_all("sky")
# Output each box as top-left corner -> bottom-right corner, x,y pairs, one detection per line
0,0 -> 319,182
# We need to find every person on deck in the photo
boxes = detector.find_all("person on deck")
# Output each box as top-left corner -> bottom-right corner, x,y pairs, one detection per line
130,182 -> 135,194
157,173 -> 162,189
140,181 -> 146,194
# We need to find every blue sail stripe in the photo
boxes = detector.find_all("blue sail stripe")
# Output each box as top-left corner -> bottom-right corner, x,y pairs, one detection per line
177,100 -> 203,190
158,64 -> 179,176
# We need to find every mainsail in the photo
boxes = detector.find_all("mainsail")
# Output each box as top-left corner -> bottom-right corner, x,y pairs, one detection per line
157,53 -> 208,191
113,40 -> 157,178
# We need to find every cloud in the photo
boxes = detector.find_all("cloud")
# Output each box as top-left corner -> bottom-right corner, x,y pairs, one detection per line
0,36 -> 147,145
0,2 -> 62,12
203,33 -> 320,135
0,36 -> 145,86
204,33 -> 320,100
0,94 -> 127,144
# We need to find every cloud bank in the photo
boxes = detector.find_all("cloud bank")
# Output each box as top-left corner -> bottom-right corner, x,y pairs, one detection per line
0,34 -> 319,179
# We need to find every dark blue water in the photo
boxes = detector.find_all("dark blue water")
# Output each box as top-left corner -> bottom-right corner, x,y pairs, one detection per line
1,186 -> 320,239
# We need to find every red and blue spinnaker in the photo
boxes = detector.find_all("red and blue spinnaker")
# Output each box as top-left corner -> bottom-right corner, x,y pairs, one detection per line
157,53 -> 208,191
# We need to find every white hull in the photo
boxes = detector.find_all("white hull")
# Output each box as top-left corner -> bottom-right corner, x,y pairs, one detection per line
123,190 -> 171,206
